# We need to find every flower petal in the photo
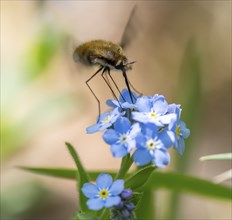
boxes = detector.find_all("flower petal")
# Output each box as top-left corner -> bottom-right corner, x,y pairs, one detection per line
111,144 -> 128,158
136,96 -> 152,112
81,183 -> 98,198
132,112 -> 149,123
87,198 -> 104,210
103,129 -> 119,145
96,173 -> 112,189
159,113 -> 177,125
153,149 -> 170,167
176,138 -> 185,155
86,124 -> 100,134
129,123 -> 141,138
114,117 -> 131,133
109,180 -> 124,195
133,149 -> 152,166
105,196 -> 121,208
152,96 -> 168,114
135,133 -> 146,149
179,121 -> 190,138
159,130 -> 175,149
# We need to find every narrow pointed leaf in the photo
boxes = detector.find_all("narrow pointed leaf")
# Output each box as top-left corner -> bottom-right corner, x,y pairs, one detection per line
146,172 -> 232,200
125,166 -> 155,190
200,153 -> 232,161
66,143 -> 90,212
18,167 -> 77,179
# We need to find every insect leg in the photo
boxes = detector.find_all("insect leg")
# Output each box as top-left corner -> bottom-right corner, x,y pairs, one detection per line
128,78 -> 142,96
101,68 -> 122,107
86,66 -> 104,121
107,71 -> 126,102
122,71 -> 134,104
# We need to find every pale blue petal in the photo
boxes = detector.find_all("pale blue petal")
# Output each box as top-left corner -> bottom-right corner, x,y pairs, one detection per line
182,127 -> 190,138
99,123 -> 112,131
106,99 -> 119,108
100,111 -> 111,120
176,138 -> 185,155
132,112 -> 149,123
87,198 -> 104,210
127,139 -> 136,152
159,113 -> 177,125
133,149 -> 152,166
103,129 -> 119,145
122,102 -> 137,109
129,123 -> 141,138
105,196 -> 121,208
86,124 -> 100,134
168,104 -> 181,119
114,117 -> 131,133
109,180 -> 124,195
81,183 -> 98,198
111,144 -> 128,157
143,123 -> 158,139
159,130 -> 175,149
153,149 -> 170,167
135,133 -> 146,149
96,173 -> 112,189
179,121 -> 190,138
152,97 -> 168,114
136,96 -> 152,112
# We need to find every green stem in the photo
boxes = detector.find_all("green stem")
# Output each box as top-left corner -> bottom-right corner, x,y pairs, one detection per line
115,154 -> 133,179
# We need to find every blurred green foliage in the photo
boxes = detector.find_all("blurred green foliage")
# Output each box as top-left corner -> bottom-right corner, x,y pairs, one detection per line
1,180 -> 51,219
22,25 -> 63,82
1,21 -> 79,159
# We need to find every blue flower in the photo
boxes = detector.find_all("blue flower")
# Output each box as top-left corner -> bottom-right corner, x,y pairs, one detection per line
132,95 -> 176,126
81,173 -> 124,211
168,104 -> 190,154
103,117 -> 140,157
169,119 -> 190,155
106,89 -> 138,110
86,108 -> 122,134
133,123 -> 175,167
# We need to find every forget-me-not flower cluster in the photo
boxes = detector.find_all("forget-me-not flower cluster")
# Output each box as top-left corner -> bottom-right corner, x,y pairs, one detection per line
86,89 -> 190,168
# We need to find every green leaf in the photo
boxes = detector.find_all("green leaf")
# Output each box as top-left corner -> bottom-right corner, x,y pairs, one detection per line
134,189 -> 154,220
18,167 -> 76,179
66,143 -> 90,212
200,153 -> 232,161
19,167 -> 117,181
73,211 -> 98,220
125,165 -> 155,190
146,172 -> 232,201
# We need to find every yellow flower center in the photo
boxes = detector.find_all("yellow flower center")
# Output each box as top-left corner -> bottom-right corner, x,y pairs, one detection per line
102,117 -> 110,124
149,112 -> 157,118
176,125 -> 181,136
99,189 -> 109,199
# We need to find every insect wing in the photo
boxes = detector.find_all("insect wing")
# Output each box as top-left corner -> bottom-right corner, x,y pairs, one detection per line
120,5 -> 138,49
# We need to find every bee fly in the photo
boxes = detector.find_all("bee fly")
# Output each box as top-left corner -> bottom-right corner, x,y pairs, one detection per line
73,6 -> 138,119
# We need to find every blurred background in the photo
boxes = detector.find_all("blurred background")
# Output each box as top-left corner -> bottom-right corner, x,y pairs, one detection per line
1,1 -> 231,219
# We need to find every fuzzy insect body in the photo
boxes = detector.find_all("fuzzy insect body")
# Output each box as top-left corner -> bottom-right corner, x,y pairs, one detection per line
73,40 -> 133,72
